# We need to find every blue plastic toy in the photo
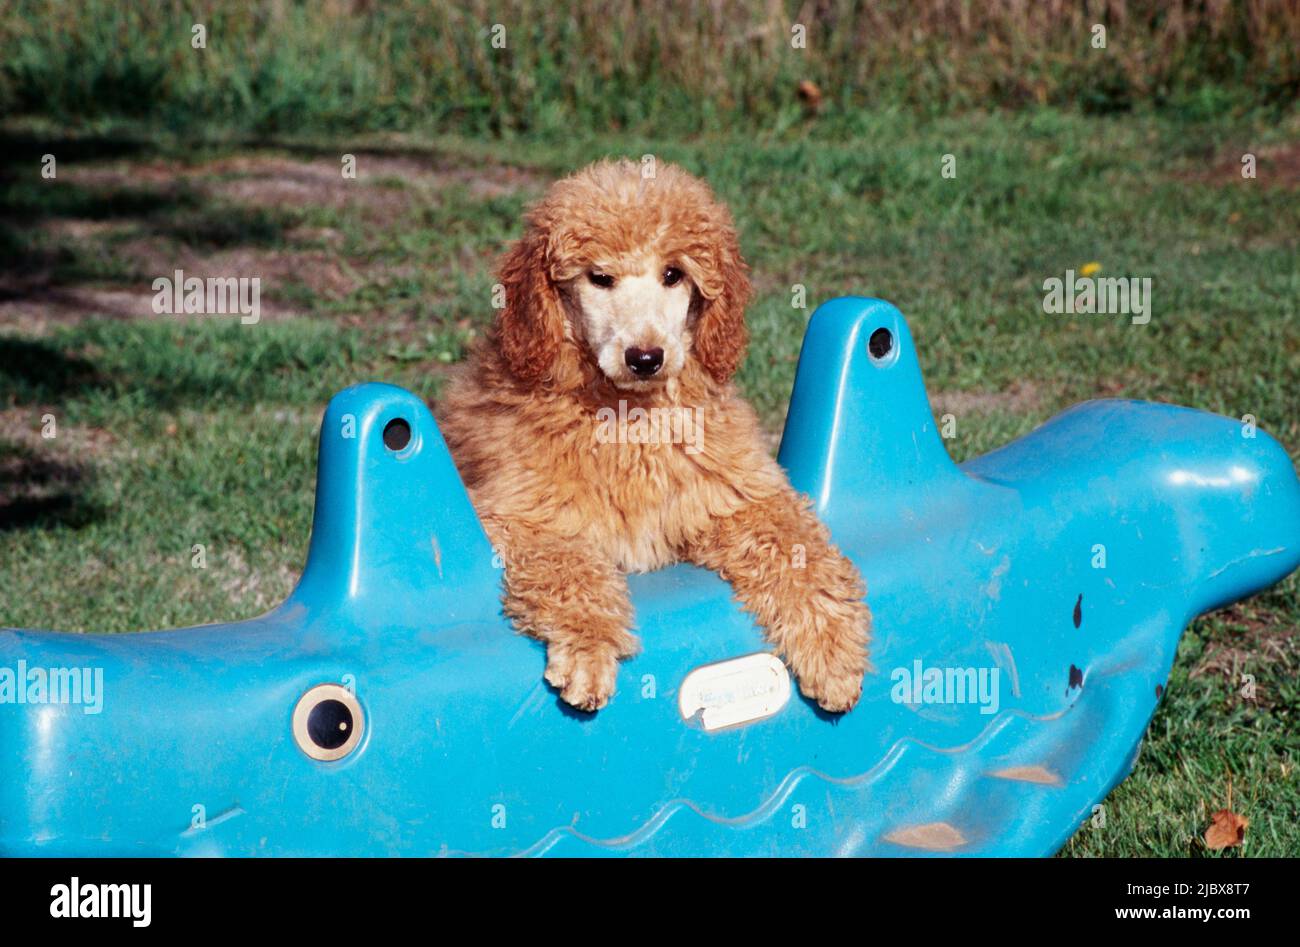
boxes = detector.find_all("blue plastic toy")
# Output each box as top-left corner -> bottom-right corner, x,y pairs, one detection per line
2,297 -> 1297,856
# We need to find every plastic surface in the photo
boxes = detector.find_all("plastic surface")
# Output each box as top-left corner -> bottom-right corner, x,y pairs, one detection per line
2,297 -> 1297,857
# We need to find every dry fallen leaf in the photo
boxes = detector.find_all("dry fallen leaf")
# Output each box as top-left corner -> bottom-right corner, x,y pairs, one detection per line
1204,808 -> 1249,849
796,79 -> 823,113
1204,776 -> 1249,850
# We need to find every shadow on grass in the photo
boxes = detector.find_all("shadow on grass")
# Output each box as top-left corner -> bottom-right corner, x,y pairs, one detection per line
272,138 -> 531,173
1,322 -> 356,416
0,129 -> 170,263
0,128 -> 353,540
0,337 -> 101,403
0,128 -> 293,296
0,440 -> 104,532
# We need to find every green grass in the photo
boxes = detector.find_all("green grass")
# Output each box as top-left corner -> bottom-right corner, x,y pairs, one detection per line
1062,596 -> 1300,857
0,105 -> 1297,855
3,0 -> 1297,134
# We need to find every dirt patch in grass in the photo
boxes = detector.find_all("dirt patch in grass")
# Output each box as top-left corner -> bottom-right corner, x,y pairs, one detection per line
0,408 -> 114,531
1191,603 -> 1299,707
38,218 -> 133,241
0,408 -> 118,457
6,150 -> 537,330
114,238 -> 363,302
1179,141 -> 1300,190
929,381 -> 1040,417
1,267 -> 314,330
219,547 -> 301,613
0,286 -> 158,334
2,242 -> 365,331
68,151 -> 540,214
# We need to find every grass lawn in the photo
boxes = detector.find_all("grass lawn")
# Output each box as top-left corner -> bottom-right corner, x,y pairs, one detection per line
1,108 -> 1297,856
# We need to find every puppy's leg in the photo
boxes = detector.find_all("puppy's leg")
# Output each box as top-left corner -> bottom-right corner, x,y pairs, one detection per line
685,491 -> 870,712
485,517 -> 638,711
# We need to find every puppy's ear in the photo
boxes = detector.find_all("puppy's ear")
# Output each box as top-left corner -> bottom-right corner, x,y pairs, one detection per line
692,223 -> 752,383
495,231 -> 569,385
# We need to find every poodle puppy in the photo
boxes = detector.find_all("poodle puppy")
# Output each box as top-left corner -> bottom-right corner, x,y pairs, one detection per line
438,159 -> 870,713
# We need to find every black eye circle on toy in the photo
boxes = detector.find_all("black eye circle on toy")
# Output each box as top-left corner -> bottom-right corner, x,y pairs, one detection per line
868,327 -> 894,362
292,684 -> 365,761
307,699 -> 353,750
383,417 -> 411,452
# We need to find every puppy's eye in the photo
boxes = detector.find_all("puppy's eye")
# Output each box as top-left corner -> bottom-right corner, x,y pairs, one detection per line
588,272 -> 615,289
663,266 -> 684,287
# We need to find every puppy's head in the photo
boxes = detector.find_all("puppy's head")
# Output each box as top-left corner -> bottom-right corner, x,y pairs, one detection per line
494,159 -> 751,391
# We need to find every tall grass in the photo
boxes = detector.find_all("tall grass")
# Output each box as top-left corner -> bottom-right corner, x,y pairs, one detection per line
1,0 -> 1296,136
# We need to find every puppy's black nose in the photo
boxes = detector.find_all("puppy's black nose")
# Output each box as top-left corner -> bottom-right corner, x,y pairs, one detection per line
624,346 -> 664,377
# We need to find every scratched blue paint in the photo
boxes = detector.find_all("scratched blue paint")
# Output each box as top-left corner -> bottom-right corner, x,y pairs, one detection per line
2,297 -> 1297,856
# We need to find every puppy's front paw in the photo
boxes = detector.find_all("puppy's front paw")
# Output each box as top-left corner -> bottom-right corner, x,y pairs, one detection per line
544,643 -> 619,712
798,663 -> 864,714
791,603 -> 871,714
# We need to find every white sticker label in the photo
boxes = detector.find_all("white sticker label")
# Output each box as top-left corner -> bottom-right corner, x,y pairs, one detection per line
678,652 -> 792,732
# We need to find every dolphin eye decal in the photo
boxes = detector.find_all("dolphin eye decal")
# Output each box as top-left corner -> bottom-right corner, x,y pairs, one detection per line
293,684 -> 365,762
383,417 -> 411,452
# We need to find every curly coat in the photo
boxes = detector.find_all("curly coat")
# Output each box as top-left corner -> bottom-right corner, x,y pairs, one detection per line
438,159 -> 870,712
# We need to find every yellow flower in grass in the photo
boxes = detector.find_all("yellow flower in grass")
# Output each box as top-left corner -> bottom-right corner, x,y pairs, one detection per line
1079,261 -> 1102,277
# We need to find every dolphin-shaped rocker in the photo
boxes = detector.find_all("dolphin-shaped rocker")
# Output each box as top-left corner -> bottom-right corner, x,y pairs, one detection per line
2,297 -> 1297,856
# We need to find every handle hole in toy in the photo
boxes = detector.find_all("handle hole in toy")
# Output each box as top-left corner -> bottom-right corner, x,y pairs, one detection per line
383,417 -> 411,452
867,327 -> 894,362
292,684 -> 365,762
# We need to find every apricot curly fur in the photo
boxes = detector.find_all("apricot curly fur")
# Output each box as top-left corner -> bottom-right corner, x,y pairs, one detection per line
438,159 -> 870,712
